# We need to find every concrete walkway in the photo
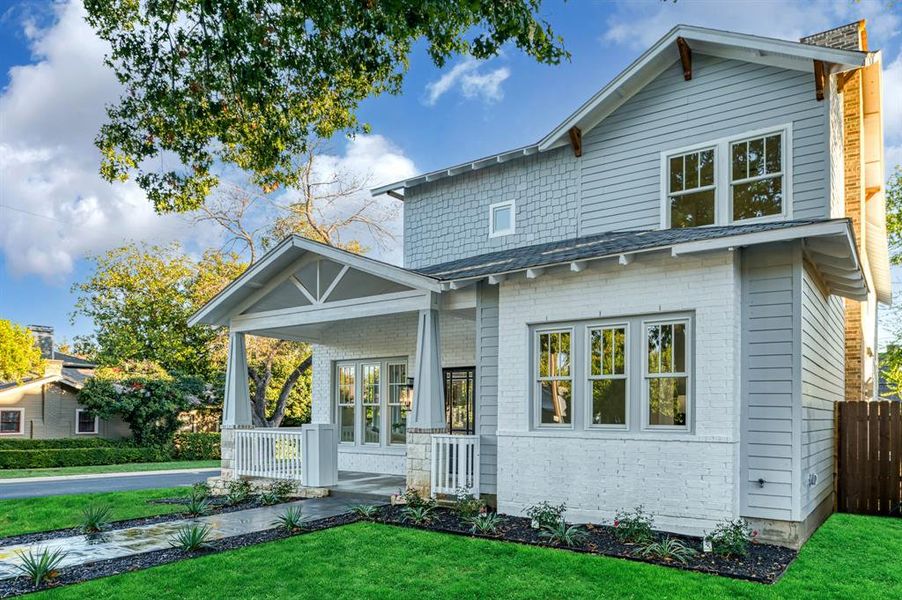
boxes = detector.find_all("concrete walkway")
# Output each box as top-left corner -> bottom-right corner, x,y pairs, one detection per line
0,492 -> 380,580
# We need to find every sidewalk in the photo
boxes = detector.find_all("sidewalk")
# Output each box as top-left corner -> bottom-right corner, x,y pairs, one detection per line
0,493 -> 376,580
0,467 -> 220,485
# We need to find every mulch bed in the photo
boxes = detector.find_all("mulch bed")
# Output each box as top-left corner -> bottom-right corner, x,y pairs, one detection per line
0,512 -> 358,598
374,505 -> 797,584
0,496 -> 302,548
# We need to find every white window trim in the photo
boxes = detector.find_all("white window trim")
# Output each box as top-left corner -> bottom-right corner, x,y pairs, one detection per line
75,408 -> 99,435
533,326 -> 575,429
659,123 -> 793,229
0,408 -> 25,435
488,200 -> 516,238
584,322 -> 630,431
334,357 -> 408,448
641,318 -> 692,432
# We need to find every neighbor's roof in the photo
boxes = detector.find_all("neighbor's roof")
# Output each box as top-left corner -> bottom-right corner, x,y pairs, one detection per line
372,24 -> 874,197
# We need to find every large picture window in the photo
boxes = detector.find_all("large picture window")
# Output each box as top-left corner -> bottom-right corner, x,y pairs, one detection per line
336,358 -> 408,447
536,329 -> 572,426
588,325 -> 628,427
645,321 -> 689,428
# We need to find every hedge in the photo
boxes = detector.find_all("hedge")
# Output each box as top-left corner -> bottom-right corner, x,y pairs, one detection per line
172,432 -> 220,460
0,438 -> 128,450
0,446 -> 171,469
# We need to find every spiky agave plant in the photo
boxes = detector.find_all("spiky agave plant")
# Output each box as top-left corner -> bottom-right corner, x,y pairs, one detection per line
169,524 -> 214,552
15,547 -> 68,588
272,506 -> 307,532
539,522 -> 588,547
79,504 -> 112,534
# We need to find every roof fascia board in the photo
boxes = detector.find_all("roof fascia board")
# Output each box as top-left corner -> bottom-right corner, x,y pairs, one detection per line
670,221 -> 853,257
0,375 -> 61,398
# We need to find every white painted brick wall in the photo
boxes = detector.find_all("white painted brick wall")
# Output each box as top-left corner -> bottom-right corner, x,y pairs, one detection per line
495,251 -> 742,535
403,146 -> 579,269
310,311 -> 476,474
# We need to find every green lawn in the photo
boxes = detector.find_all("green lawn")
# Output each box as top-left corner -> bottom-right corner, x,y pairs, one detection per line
0,487 -> 189,538
33,513 -> 902,599
0,460 -> 219,480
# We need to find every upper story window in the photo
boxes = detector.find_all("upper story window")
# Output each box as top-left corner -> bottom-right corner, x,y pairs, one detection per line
489,200 -> 515,237
662,125 -> 790,229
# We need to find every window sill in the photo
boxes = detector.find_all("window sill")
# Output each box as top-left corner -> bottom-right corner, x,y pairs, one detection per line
502,429 -> 733,443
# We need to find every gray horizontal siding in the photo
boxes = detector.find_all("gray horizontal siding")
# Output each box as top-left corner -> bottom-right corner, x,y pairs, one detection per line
800,265 -> 843,517
579,54 -> 828,234
740,244 -> 799,521
476,282 -> 499,494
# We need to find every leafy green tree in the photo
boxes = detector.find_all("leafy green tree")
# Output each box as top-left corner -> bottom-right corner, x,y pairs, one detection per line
84,0 -> 568,212
0,320 -> 44,383
79,360 -> 218,446
71,243 -> 243,380
886,167 -> 902,264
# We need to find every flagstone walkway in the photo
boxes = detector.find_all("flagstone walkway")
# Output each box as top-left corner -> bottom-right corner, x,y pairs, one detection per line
0,493 -> 381,580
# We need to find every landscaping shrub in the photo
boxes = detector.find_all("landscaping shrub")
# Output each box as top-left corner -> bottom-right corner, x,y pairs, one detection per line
80,505 -> 113,534
172,432 -> 220,460
637,537 -> 697,564
349,504 -> 380,520
525,501 -> 566,529
15,548 -> 67,588
451,488 -> 484,519
705,518 -> 756,558
0,446 -> 170,469
269,480 -> 295,502
612,506 -> 655,544
272,506 -> 306,532
0,438 -> 127,450
401,504 -> 435,525
466,512 -> 504,535
226,480 -> 252,505
539,522 -> 587,547
169,524 -> 213,552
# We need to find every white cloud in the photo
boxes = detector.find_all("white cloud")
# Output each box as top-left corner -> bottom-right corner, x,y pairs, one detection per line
424,58 -> 510,106
602,0 -> 900,51
883,52 -> 902,174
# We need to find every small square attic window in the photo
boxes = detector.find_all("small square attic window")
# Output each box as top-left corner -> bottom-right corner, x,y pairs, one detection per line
489,201 -> 515,237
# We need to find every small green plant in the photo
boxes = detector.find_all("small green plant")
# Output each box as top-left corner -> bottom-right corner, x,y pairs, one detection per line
269,480 -> 295,502
190,481 -> 211,500
183,494 -> 211,517
466,512 -> 504,535
525,501 -> 566,529
272,506 -> 307,532
349,504 -> 380,520
79,504 -> 112,534
451,488 -> 484,519
539,521 -> 588,547
705,518 -> 755,558
169,524 -> 213,552
226,479 -> 252,506
401,504 -> 435,525
402,487 -> 433,508
637,537 -> 697,564
612,506 -> 654,544
15,547 -> 68,588
260,490 -> 281,506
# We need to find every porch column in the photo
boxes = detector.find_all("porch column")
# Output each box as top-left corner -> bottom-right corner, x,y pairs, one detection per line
407,307 -> 447,496
221,331 -> 253,480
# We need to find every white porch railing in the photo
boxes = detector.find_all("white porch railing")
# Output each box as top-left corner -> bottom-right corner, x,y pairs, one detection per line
431,434 -> 480,497
234,428 -> 303,480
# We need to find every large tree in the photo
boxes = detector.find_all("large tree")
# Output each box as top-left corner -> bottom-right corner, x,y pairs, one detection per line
83,0 -> 568,212
0,320 -> 44,383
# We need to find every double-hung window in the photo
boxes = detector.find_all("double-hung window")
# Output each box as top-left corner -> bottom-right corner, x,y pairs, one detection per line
587,325 -> 628,427
536,329 -> 572,425
337,365 -> 356,443
75,409 -> 99,435
645,321 -> 689,428
0,409 -> 23,435
336,358 -> 408,447
387,362 -> 408,444
664,125 -> 789,228
361,363 -> 381,444
668,148 -> 716,228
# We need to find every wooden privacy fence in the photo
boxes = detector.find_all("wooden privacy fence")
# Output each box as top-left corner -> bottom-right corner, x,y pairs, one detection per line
837,401 -> 902,516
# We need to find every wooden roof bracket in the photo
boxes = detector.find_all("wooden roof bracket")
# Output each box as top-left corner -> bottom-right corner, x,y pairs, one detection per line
677,37 -> 692,81
568,126 -> 582,157
813,60 -> 827,101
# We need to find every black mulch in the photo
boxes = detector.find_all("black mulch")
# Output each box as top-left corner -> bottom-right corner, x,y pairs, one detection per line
374,506 -> 797,584
0,512 -> 358,598
0,496 -> 304,548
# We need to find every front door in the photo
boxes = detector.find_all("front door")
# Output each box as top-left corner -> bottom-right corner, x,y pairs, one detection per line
443,367 -> 475,435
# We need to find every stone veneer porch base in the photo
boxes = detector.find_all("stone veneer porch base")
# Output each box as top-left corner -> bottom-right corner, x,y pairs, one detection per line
206,476 -> 330,499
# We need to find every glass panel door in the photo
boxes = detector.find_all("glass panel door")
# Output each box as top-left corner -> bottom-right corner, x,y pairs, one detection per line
443,367 -> 475,435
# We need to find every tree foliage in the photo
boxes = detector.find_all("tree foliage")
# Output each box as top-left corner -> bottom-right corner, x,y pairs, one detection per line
79,360 -> 219,446
0,320 -> 44,383
72,243 -> 244,380
84,0 -> 568,212
886,166 -> 902,265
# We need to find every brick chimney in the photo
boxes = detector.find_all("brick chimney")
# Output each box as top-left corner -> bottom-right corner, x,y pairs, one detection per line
29,325 -> 54,359
800,20 -> 867,51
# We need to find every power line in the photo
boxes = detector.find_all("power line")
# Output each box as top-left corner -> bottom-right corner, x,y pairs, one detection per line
0,204 -> 65,223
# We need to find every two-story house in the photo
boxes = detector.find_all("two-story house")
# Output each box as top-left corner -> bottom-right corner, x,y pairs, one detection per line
191,21 -> 890,548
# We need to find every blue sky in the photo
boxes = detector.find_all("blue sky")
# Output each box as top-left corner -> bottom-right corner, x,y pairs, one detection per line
1,0 -> 901,344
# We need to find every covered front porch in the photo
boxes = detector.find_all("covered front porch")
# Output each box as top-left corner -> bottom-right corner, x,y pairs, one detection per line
188,236 -> 490,498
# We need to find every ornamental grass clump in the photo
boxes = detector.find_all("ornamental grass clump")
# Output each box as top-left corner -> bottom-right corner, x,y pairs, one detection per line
612,506 -> 654,544
705,518 -> 756,558
272,506 -> 307,532
15,548 -> 68,588
637,537 -> 697,564
170,524 -> 213,552
539,521 -> 588,547
79,504 -> 112,534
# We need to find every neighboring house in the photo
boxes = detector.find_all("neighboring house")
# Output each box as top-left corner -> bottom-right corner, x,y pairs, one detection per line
0,326 -> 130,439
190,22 -> 890,548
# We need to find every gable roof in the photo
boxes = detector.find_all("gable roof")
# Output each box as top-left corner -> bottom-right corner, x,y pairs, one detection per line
372,24 -> 873,197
